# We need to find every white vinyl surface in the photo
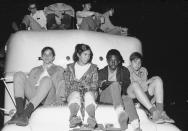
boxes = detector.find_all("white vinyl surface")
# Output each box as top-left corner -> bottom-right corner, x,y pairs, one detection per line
2,30 -> 180,131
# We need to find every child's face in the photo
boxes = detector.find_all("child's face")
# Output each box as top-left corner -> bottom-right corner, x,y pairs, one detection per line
107,55 -> 120,71
41,49 -> 55,65
83,3 -> 91,11
28,4 -> 37,14
77,50 -> 91,65
131,58 -> 142,71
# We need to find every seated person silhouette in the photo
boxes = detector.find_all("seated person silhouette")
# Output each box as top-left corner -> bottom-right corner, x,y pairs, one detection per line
46,12 -> 73,30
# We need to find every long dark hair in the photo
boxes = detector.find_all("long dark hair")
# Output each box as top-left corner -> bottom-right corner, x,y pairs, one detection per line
73,43 -> 93,63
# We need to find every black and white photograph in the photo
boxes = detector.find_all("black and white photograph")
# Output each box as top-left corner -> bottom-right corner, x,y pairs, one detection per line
0,0 -> 186,131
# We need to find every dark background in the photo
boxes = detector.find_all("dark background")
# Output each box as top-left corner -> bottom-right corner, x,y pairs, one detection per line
0,0 -> 187,130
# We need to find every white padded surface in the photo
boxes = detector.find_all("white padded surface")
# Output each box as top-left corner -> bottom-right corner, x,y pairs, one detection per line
2,30 -> 180,131
4,30 -> 142,123
5,30 -> 142,72
2,106 -> 180,131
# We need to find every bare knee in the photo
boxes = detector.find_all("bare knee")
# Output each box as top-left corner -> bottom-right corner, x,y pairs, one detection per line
85,91 -> 95,100
127,82 -> 140,98
154,76 -> 162,83
68,91 -> 81,106
151,76 -> 163,87
131,82 -> 140,91
14,71 -> 27,80
85,92 -> 96,108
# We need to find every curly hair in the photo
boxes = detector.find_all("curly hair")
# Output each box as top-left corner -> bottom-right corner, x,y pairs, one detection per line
106,49 -> 124,65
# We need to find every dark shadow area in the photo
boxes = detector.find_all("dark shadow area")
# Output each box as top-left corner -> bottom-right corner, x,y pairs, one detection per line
0,61 -> 5,130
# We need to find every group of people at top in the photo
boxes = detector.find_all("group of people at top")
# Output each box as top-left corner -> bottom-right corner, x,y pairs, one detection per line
6,44 -> 174,131
12,1 -> 128,36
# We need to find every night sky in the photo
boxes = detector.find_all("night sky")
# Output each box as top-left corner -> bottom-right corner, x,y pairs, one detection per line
0,0 -> 186,130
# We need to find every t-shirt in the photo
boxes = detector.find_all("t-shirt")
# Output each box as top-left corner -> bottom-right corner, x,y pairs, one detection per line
35,68 -> 49,86
35,65 -> 52,86
128,65 -> 148,91
108,67 -> 117,81
75,62 -> 91,80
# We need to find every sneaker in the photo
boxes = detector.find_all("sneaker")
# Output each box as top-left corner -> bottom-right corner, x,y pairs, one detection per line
160,111 -> 175,123
5,113 -> 19,125
15,114 -> 29,126
69,116 -> 82,128
87,117 -> 97,128
151,110 -> 165,124
153,118 -> 165,124
118,112 -> 128,130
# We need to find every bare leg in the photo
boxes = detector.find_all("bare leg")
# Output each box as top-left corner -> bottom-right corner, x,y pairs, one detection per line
6,72 -> 27,125
127,82 -> 153,110
148,77 -> 174,123
27,76 -> 55,109
127,82 -> 166,123
109,82 -> 129,130
14,71 -> 29,99
148,76 -> 163,104
85,92 -> 97,128
110,82 -> 123,108
68,91 -> 82,128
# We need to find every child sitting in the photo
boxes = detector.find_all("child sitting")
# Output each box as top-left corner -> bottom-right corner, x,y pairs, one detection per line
65,44 -> 98,129
127,52 -> 174,123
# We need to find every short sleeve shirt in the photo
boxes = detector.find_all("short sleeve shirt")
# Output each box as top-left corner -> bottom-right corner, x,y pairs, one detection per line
128,65 -> 148,91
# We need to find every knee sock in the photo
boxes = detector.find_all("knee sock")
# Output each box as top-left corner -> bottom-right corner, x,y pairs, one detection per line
156,102 -> 163,112
15,97 -> 25,115
86,104 -> 95,118
122,95 -> 139,123
22,102 -> 34,118
69,103 -> 80,120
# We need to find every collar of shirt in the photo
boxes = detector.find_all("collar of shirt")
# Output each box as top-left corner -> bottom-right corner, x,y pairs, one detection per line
108,66 -> 117,81
42,63 -> 53,70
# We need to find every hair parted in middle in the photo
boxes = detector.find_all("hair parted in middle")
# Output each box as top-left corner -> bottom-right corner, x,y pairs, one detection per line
41,46 -> 55,57
73,43 -> 93,62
